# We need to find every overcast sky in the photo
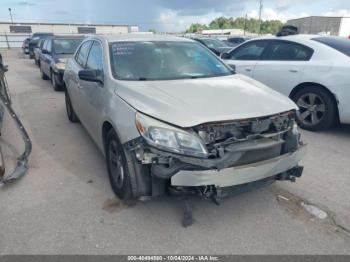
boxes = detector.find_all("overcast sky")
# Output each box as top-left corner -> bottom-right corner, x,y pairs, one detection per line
1,0 -> 350,32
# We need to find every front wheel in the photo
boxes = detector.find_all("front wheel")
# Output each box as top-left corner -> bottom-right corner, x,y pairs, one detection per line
65,90 -> 79,123
106,129 -> 133,200
40,66 -> 49,80
292,86 -> 336,131
51,71 -> 62,91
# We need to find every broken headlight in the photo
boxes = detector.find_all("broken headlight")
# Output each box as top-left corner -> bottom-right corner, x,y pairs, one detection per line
55,62 -> 66,70
135,112 -> 208,158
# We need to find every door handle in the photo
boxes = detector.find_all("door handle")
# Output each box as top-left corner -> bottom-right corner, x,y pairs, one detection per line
245,68 -> 252,72
289,69 -> 298,73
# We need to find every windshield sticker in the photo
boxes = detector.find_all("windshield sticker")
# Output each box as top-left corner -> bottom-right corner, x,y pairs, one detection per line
112,43 -> 135,56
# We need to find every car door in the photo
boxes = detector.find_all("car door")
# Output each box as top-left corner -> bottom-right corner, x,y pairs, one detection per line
41,39 -> 52,76
253,40 -> 313,96
68,40 -> 93,123
77,40 -> 104,140
222,40 -> 269,77
40,39 -> 49,72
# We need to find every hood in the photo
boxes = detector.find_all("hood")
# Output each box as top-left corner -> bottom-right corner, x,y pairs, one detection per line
54,54 -> 73,63
114,74 -> 297,127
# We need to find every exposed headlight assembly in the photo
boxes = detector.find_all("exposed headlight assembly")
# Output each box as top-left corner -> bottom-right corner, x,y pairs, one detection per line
135,112 -> 208,158
55,62 -> 66,70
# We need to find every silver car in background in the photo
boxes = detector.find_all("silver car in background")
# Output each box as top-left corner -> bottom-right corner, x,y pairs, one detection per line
63,35 -> 306,204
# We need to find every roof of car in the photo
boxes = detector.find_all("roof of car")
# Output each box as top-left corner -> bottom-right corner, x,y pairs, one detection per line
93,34 -> 193,43
249,34 -> 321,41
52,34 -> 86,39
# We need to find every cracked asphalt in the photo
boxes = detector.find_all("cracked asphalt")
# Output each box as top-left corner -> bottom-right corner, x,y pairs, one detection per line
0,49 -> 350,254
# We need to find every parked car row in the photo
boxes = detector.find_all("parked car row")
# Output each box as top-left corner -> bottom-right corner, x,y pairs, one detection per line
192,36 -> 252,56
28,34 -> 85,90
23,32 -> 348,225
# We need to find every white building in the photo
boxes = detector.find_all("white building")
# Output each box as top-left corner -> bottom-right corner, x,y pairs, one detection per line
286,16 -> 350,37
0,21 -> 139,48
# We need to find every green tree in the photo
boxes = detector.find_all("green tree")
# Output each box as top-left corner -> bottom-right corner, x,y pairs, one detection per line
186,23 -> 208,33
186,16 -> 283,35
148,29 -> 157,34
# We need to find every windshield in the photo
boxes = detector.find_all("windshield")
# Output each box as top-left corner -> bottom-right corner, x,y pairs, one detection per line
200,38 -> 227,48
110,41 -> 232,81
53,38 -> 83,54
312,36 -> 350,57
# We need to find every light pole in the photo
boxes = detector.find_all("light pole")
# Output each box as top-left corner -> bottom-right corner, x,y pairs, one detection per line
258,0 -> 263,35
8,8 -> 13,24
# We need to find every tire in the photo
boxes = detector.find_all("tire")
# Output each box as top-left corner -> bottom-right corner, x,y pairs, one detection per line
65,90 -> 79,123
40,66 -> 49,80
106,129 -> 133,200
29,54 -> 34,59
51,71 -> 62,91
292,86 -> 336,131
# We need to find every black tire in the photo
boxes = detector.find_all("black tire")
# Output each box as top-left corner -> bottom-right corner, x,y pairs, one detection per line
29,54 -> 34,59
65,90 -> 79,123
106,129 -> 133,200
51,71 -> 62,91
40,66 -> 49,80
292,86 -> 336,131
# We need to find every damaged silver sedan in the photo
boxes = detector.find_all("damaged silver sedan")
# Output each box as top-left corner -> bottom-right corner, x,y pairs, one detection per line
63,35 -> 306,224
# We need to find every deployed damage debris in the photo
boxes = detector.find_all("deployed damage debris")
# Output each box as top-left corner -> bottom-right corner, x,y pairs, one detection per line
0,53 -> 32,185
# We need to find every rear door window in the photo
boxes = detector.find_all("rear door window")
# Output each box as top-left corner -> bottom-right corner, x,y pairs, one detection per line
312,36 -> 350,57
229,40 -> 269,60
263,40 -> 313,61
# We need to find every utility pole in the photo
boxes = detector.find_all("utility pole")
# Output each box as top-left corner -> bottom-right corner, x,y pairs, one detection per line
258,0 -> 263,35
8,8 -> 13,24
243,14 -> 247,36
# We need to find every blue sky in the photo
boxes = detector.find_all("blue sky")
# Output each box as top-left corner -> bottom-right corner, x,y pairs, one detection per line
1,0 -> 350,32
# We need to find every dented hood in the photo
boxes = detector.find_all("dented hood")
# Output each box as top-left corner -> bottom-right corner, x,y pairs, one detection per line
114,74 -> 297,127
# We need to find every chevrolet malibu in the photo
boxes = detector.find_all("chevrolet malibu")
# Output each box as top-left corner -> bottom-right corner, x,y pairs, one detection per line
63,35 -> 306,203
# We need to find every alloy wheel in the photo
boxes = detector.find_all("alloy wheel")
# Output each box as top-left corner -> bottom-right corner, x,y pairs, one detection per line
108,140 -> 124,189
296,93 -> 326,126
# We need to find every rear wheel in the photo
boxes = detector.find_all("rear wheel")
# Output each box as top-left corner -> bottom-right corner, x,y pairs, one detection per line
106,129 -> 133,200
65,90 -> 79,123
292,86 -> 336,131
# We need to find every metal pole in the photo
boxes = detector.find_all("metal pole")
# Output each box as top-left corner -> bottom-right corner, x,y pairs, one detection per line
8,8 -> 13,24
4,33 -> 10,49
258,0 -> 263,35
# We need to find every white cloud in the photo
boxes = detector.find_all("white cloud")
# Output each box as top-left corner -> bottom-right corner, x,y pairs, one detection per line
248,8 -> 309,22
157,9 -> 223,32
322,9 -> 350,16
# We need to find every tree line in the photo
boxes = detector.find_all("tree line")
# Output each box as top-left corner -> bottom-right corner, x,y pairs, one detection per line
186,16 -> 284,35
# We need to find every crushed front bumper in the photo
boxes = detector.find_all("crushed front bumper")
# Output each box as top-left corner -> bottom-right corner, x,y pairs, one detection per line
171,144 -> 306,187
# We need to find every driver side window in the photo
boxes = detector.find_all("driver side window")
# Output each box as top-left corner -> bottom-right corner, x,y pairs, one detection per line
230,41 -> 268,60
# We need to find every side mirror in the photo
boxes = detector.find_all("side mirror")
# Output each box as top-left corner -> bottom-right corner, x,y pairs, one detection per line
78,69 -> 104,84
220,52 -> 231,60
42,49 -> 50,55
